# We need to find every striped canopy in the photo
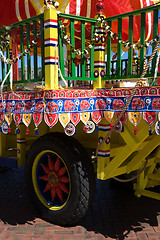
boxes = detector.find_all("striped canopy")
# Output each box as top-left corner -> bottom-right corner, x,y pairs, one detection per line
0,0 -> 157,43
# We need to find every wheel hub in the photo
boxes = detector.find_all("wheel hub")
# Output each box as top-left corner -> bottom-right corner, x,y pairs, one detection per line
49,173 -> 56,185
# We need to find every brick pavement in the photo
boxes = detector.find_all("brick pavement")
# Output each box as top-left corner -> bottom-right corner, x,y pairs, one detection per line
0,167 -> 160,239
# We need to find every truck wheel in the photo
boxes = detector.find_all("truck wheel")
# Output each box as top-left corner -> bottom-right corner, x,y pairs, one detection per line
25,133 -> 95,226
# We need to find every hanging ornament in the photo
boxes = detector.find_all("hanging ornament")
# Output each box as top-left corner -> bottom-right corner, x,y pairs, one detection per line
59,113 -> 70,128
33,112 -> 43,134
13,113 -> 21,126
70,112 -> 80,126
1,122 -> 9,134
64,123 -> 76,136
44,113 -> 58,128
83,121 -> 95,134
80,112 -> 90,125
155,121 -> 160,135
22,113 -> 32,135
104,111 -> 114,122
116,112 -> 127,125
91,111 -> 103,124
128,112 -> 141,135
5,113 -> 12,133
115,121 -> 123,133
143,112 -> 157,135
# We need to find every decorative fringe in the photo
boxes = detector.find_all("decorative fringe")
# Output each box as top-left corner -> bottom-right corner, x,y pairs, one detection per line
35,128 -> 39,135
26,127 -> 29,135
134,127 -> 137,135
15,127 -> 20,135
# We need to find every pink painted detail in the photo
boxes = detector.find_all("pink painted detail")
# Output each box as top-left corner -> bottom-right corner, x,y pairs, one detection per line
95,98 -> 106,110
112,99 -> 124,110
64,100 -> 75,111
80,100 -> 90,111
46,101 -> 59,113
91,111 -> 103,124
152,98 -> 160,110
70,113 -> 80,126
131,98 -> 145,110
44,113 -> 58,128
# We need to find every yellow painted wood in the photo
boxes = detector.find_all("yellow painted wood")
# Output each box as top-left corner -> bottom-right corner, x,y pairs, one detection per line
97,118 -> 111,179
17,124 -> 26,167
44,6 -> 59,90
93,14 -> 105,89
0,132 -> 6,157
141,189 -> 160,200
127,135 -> 160,173
100,123 -> 150,180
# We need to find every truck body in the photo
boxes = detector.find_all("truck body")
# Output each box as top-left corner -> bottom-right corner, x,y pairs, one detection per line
0,0 -> 160,226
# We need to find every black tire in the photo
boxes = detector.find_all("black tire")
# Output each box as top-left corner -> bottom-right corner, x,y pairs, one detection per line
25,132 -> 96,226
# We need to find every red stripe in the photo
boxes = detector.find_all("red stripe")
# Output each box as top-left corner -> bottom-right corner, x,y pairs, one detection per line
95,44 -> 105,47
94,61 -> 105,63
44,19 -> 58,23
44,38 -> 58,41
45,57 -> 58,60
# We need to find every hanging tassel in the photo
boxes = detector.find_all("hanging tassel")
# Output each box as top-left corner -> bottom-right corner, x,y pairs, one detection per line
15,127 -> 20,135
134,126 -> 137,135
8,126 -> 11,133
149,126 -> 152,135
26,127 -> 29,135
0,126 -> 2,132
35,127 -> 39,135
110,123 -> 113,130
121,126 -> 124,132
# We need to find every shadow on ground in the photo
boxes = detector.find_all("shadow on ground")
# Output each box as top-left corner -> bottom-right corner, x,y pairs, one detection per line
0,167 -> 160,239
80,179 -> 160,239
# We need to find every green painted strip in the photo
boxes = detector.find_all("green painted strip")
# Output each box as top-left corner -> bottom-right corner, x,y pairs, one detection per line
151,9 -> 158,75
104,4 -> 160,22
20,25 -> 25,81
61,76 -> 97,81
58,20 -> 65,77
59,13 -> 96,23
2,50 -> 5,81
128,15 -> 133,75
40,18 -> 45,80
6,46 -> 10,83
117,18 -> 122,77
0,14 -> 44,33
81,21 -> 85,78
70,19 -> 75,77
33,20 -> 37,79
107,21 -> 111,77
140,12 -> 145,74
90,23 -> 94,78
26,23 -> 31,80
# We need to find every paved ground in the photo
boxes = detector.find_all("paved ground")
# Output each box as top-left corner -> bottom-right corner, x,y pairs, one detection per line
0,167 -> 160,240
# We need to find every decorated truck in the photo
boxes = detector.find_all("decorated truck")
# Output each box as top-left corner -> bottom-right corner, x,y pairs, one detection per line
0,0 -> 160,226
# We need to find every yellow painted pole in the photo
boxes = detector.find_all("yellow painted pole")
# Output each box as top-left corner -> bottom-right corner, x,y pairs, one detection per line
93,0 -> 105,89
44,3 -> 59,89
17,124 -> 26,167
97,118 -> 111,180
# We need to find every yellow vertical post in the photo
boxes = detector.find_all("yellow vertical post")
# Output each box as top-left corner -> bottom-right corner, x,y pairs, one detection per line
17,124 -> 26,167
93,0 -> 105,89
44,3 -> 59,89
97,118 -> 111,179
0,132 -> 6,157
